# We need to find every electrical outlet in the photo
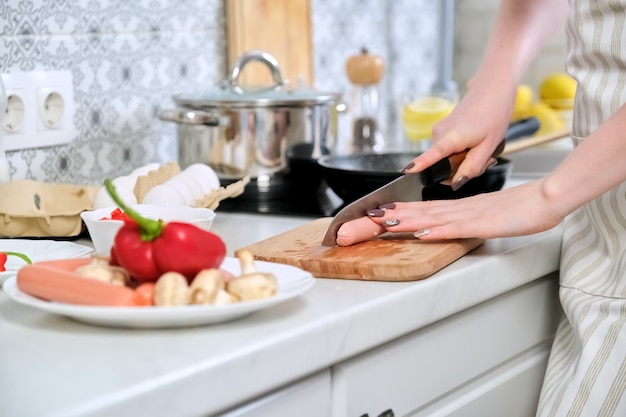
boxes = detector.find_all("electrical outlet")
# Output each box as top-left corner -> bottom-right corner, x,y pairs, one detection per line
1,71 -> 76,151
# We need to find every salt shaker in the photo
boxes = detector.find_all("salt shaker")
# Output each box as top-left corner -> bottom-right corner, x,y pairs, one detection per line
345,46 -> 385,153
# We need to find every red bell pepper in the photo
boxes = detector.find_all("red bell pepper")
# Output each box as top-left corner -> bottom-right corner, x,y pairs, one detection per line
0,251 -> 32,272
100,207 -> 133,222
104,179 -> 227,283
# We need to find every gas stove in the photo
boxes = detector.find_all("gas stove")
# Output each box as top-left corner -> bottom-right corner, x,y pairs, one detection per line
217,176 -> 342,217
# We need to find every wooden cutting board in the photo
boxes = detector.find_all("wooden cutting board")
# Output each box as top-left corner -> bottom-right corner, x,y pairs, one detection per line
242,218 -> 485,281
226,0 -> 313,86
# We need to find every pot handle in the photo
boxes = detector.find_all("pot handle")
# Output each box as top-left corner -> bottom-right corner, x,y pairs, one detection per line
158,108 -> 220,126
228,50 -> 284,92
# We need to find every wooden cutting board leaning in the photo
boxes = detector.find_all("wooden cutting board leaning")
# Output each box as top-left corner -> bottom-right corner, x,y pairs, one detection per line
242,217 -> 484,282
226,0 -> 313,86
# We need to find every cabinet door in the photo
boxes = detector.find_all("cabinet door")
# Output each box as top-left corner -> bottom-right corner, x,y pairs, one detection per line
218,370 -> 331,417
330,274 -> 561,417
411,342 -> 552,417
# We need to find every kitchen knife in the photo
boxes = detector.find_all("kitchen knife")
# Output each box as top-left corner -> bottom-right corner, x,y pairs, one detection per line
320,116 -> 541,246
321,173 -> 424,246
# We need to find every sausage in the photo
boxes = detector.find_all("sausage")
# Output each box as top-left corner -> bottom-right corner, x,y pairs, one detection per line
134,283 -> 156,306
336,217 -> 386,247
17,258 -> 149,307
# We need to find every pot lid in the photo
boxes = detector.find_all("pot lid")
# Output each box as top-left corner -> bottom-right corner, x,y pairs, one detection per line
173,50 -> 341,109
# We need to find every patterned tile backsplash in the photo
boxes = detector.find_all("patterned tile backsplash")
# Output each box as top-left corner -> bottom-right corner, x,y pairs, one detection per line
1,0 -> 226,184
0,0 -> 566,185
0,0 -> 442,184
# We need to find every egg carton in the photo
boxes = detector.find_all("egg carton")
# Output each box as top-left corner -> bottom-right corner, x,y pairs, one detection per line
132,162 -> 250,210
0,180 -> 99,238
93,161 -> 250,211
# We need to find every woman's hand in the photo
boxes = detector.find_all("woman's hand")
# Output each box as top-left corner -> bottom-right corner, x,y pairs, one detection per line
362,179 -> 564,242
332,0 -> 574,248
403,75 -> 518,190
336,101 -> 626,247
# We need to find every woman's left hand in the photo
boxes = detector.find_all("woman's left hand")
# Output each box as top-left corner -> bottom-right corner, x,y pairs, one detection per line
336,179 -> 564,246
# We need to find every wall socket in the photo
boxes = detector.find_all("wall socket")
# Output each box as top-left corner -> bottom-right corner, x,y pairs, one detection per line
1,70 -> 77,151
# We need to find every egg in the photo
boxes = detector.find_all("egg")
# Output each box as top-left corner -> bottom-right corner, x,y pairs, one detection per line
171,173 -> 204,206
131,162 -> 162,177
141,183 -> 187,206
92,187 -> 113,209
164,177 -> 197,206
183,164 -> 220,195
93,182 -> 138,209
112,175 -> 136,191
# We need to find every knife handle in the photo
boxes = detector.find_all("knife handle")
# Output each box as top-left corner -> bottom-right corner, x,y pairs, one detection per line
419,117 -> 540,186
419,151 -> 465,186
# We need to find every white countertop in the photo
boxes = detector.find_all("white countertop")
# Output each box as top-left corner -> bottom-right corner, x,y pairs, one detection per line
0,209 -> 563,417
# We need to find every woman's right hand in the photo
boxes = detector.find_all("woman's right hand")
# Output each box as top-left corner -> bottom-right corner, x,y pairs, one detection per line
403,75 -> 519,190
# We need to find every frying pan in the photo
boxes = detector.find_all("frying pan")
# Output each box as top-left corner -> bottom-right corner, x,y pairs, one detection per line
318,118 -> 569,208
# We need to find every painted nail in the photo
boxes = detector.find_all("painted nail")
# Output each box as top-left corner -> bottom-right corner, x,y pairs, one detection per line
451,175 -> 469,191
379,203 -> 396,210
413,229 -> 430,239
402,162 -> 415,173
367,209 -> 385,217
384,219 -> 400,226
480,157 -> 498,175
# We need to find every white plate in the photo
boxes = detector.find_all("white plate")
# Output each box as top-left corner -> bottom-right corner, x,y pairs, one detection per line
0,240 -> 93,284
2,257 -> 315,328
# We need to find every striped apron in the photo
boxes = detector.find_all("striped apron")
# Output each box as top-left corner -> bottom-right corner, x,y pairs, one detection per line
536,1 -> 626,416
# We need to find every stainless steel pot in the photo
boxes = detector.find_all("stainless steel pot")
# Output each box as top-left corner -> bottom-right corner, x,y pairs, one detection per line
159,50 -> 343,180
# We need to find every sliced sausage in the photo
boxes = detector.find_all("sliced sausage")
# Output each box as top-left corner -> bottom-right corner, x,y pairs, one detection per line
336,217 -> 386,247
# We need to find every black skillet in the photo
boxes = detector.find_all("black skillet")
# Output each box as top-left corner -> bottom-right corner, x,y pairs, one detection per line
317,117 -> 541,208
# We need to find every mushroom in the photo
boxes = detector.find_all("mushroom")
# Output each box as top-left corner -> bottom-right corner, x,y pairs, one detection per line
190,269 -> 239,305
214,289 -> 239,305
226,249 -> 278,301
75,256 -> 128,286
154,272 -> 190,306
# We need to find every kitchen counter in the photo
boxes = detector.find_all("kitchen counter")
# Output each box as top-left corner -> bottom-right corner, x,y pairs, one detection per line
0,211 -> 564,417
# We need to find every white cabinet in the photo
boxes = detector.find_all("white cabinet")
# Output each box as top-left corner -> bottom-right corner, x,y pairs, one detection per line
330,274 -> 561,417
218,370 -> 331,417
412,342 -> 552,417
214,274 -> 561,417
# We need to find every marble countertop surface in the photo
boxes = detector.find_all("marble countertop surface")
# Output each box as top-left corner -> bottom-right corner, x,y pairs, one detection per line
0,209 -> 563,417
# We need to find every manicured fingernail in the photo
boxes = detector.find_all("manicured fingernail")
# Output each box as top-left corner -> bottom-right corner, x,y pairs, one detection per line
384,219 -> 400,226
402,162 -> 415,173
480,158 -> 498,175
379,203 -> 396,210
451,175 -> 469,191
367,209 -> 385,217
413,229 -> 430,238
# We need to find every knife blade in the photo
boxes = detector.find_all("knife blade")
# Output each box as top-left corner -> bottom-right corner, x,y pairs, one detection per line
321,173 -> 425,246
321,148 -> 497,246
320,117 -> 541,246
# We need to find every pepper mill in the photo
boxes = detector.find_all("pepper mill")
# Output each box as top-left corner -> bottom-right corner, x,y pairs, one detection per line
345,46 -> 385,153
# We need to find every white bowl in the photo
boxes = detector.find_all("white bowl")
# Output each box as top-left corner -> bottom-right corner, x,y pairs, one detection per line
80,204 -> 217,256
